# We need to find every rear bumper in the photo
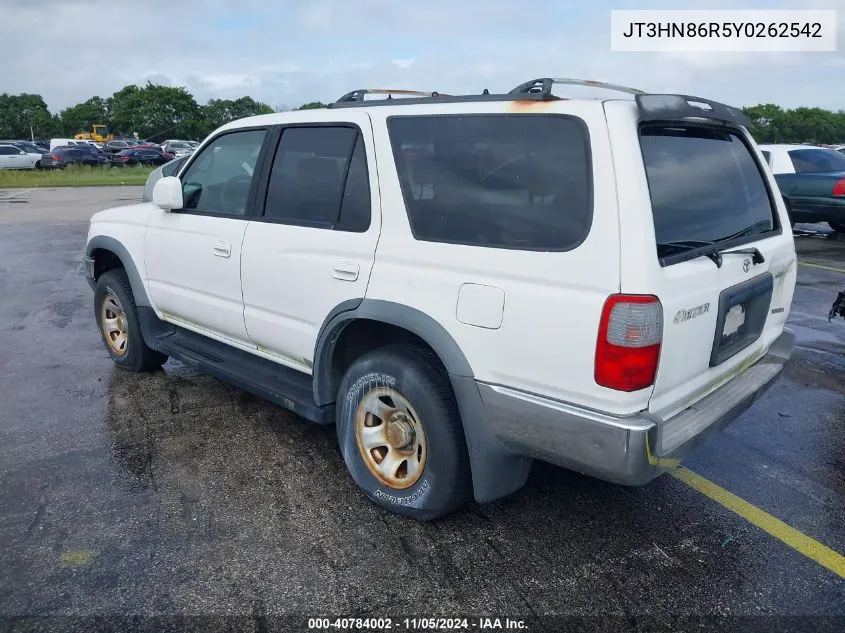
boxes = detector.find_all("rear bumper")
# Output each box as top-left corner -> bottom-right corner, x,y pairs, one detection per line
478,328 -> 794,485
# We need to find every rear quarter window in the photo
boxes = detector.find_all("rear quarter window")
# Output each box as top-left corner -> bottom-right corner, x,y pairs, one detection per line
387,114 -> 592,251
639,125 -> 776,247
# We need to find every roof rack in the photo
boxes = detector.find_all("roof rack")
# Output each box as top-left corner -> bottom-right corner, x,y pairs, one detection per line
334,88 -> 451,104
509,77 -> 646,97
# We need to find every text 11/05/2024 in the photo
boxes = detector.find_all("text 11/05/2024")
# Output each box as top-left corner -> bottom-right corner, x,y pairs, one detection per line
307,617 -> 529,630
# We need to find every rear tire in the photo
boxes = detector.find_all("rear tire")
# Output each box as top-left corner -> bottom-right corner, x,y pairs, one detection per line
336,344 -> 472,520
828,221 -> 845,233
94,270 -> 167,372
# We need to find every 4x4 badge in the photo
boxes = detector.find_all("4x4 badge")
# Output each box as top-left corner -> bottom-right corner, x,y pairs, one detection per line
743,259 -> 751,273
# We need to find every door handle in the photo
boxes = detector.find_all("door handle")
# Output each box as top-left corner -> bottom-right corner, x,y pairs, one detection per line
212,240 -> 231,258
333,261 -> 359,281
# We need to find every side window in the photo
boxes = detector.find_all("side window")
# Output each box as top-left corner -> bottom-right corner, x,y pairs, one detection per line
0,147 -> 15,155
388,115 -> 592,250
162,156 -> 186,177
180,128 -> 267,216
263,126 -> 371,231
336,135 -> 371,232
760,150 -> 771,165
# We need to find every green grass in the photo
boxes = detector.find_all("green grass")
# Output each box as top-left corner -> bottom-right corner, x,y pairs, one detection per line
0,165 -> 153,188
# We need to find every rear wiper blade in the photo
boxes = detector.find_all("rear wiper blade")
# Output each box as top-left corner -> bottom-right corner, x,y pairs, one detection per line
657,239 -> 765,268
718,220 -> 773,243
656,239 -> 716,251
656,240 -> 723,266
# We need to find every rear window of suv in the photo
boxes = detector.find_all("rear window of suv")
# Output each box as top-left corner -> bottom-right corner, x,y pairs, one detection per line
387,115 -> 592,251
639,125 -> 776,252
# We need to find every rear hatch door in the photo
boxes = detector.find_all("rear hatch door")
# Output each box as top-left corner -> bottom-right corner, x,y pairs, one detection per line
605,102 -> 796,421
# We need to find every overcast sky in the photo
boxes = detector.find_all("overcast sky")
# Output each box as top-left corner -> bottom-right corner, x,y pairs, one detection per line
2,0 -> 843,112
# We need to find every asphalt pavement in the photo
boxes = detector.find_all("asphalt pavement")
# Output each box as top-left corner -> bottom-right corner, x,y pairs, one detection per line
0,187 -> 843,632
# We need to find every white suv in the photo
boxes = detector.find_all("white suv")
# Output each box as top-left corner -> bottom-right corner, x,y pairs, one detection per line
83,78 -> 797,520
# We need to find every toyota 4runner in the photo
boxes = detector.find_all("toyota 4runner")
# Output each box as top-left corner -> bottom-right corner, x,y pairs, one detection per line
83,78 -> 797,520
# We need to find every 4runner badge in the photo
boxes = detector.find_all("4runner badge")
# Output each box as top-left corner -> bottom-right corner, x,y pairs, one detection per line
674,303 -> 710,324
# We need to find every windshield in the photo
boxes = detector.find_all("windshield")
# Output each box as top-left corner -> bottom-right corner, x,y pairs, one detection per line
788,148 -> 845,173
640,125 -> 776,249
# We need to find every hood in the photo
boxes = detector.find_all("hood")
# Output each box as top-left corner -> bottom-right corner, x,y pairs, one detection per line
90,202 -> 156,225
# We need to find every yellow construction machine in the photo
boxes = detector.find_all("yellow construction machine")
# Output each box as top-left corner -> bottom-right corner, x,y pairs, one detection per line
74,124 -> 114,143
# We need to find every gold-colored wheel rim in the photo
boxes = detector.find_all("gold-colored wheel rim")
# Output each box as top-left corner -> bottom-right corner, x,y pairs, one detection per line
355,387 -> 427,490
100,293 -> 128,356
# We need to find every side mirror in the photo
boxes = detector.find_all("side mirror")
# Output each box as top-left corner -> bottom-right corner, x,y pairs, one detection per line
152,176 -> 184,211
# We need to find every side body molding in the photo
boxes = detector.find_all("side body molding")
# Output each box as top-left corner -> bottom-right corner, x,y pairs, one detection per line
86,235 -> 151,307
313,299 -> 533,503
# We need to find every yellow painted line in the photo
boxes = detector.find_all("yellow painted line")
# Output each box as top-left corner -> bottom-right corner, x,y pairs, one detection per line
798,261 -> 845,274
670,467 -> 845,579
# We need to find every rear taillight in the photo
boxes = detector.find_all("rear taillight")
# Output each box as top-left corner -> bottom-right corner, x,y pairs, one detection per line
595,294 -> 663,392
832,179 -> 845,197
51,154 -> 60,160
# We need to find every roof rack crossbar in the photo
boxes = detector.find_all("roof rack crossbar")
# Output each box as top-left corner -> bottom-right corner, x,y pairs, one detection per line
335,88 -> 450,103
509,77 -> 646,96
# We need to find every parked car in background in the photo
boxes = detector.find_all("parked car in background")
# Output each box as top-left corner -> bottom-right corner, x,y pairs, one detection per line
160,140 -> 194,157
73,143 -> 109,164
41,146 -> 108,169
0,144 -> 40,169
0,140 -> 47,155
0,140 -> 47,167
759,143 -> 845,232
104,140 -> 134,154
109,148 -> 170,167
50,138 -> 86,151
142,155 -> 188,201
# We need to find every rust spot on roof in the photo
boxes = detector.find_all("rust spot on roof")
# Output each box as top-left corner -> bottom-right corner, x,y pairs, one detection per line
507,99 -> 563,112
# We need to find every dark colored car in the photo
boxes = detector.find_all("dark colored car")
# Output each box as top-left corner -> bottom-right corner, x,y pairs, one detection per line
14,141 -> 48,155
40,146 -> 108,169
109,148 -> 170,167
104,140 -> 134,154
774,148 -> 845,233
73,143 -> 109,162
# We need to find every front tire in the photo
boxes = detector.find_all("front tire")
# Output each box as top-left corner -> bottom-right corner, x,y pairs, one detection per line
828,221 -> 845,233
94,270 -> 167,372
336,344 -> 472,520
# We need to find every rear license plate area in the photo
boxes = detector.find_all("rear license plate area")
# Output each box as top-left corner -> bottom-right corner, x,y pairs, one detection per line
710,273 -> 774,367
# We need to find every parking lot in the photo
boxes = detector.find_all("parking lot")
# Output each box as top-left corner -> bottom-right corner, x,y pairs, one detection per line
0,187 -> 843,631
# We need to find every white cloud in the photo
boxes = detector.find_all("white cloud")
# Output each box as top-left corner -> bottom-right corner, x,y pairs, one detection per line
0,0 -> 842,112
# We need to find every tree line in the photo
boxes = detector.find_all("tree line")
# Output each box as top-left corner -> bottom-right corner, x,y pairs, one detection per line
0,82 -> 328,142
0,82 -> 842,144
